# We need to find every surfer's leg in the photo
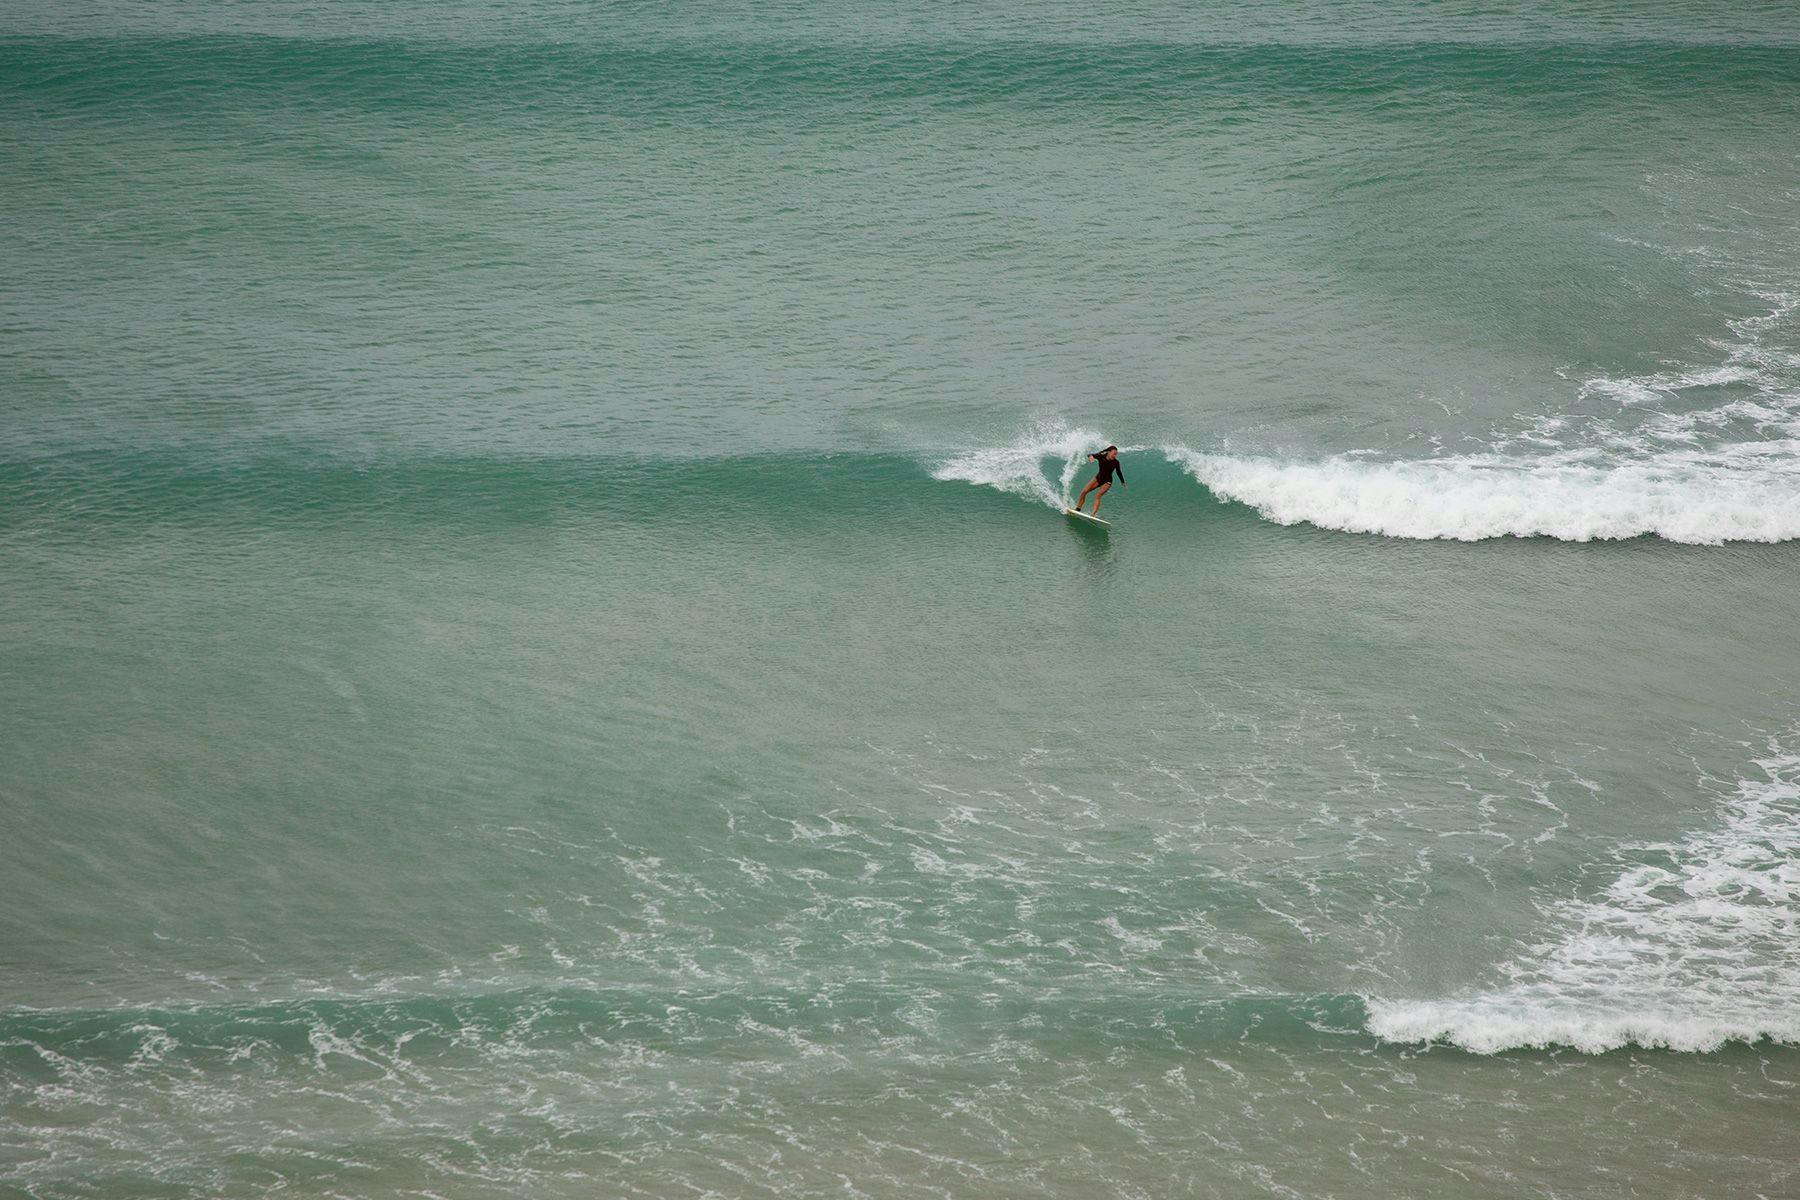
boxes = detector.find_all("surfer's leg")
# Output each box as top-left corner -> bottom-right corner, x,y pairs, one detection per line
1090,483 -> 1110,514
1075,480 -> 1098,511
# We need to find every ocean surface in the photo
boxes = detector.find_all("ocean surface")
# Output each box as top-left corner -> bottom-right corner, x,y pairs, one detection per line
3,2 -> 1799,1196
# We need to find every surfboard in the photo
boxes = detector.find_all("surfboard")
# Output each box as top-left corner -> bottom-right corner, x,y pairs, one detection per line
1064,507 -> 1111,527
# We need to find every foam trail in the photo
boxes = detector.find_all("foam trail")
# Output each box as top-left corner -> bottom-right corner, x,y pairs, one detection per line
1168,444 -> 1800,543
1368,748 -> 1800,1053
932,421 -> 1110,509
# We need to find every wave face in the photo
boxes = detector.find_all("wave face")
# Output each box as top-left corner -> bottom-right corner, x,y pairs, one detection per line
1368,747 -> 1800,1053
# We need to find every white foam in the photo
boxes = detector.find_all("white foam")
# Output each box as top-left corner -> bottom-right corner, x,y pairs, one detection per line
932,420 -> 1112,510
1578,364 -> 1760,406
1168,442 -> 1800,544
1178,289 -> 1800,543
1368,748 -> 1800,1053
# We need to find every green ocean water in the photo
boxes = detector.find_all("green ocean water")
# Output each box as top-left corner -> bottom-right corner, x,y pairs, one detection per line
4,3 -> 1800,1197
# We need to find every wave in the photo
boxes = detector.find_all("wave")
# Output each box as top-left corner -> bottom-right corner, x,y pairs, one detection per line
12,287 -> 1799,544
18,435 -> 1797,546
1177,290 -> 1800,543
9,0 -> 1800,48
3,37 -> 1796,114
1367,746 -> 1800,1053
1168,443 -> 1800,543
942,289 -> 1800,544
931,434 -> 1800,545
0,446 -> 1024,530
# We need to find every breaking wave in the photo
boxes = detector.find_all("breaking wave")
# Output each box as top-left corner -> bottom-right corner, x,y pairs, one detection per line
1167,442 -> 1800,544
1367,746 -> 1800,1053
941,293 -> 1800,544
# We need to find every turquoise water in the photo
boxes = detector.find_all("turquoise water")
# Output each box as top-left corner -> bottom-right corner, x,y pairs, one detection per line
4,4 -> 1799,1197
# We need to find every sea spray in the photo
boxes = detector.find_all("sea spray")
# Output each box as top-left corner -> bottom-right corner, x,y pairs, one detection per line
931,421 -> 1113,510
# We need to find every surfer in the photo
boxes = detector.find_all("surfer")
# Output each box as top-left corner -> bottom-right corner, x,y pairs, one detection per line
1073,446 -> 1125,515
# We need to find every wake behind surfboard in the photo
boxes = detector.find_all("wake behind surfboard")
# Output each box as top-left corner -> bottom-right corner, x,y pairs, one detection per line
1064,507 -> 1111,527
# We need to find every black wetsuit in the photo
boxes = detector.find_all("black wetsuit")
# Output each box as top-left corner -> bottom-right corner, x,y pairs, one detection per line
1091,453 -> 1124,485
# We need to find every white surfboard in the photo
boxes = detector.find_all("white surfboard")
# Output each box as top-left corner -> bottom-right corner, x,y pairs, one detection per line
1064,507 -> 1111,527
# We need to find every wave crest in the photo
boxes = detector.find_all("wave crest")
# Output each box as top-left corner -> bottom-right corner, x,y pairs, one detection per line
1168,445 -> 1800,544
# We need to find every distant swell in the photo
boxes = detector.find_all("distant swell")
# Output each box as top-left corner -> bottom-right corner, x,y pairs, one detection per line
1366,746 -> 1800,1054
4,39 -> 1796,113
1169,445 -> 1800,544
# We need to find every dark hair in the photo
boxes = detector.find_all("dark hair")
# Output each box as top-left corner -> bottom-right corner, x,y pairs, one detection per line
1104,445 -> 1118,453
